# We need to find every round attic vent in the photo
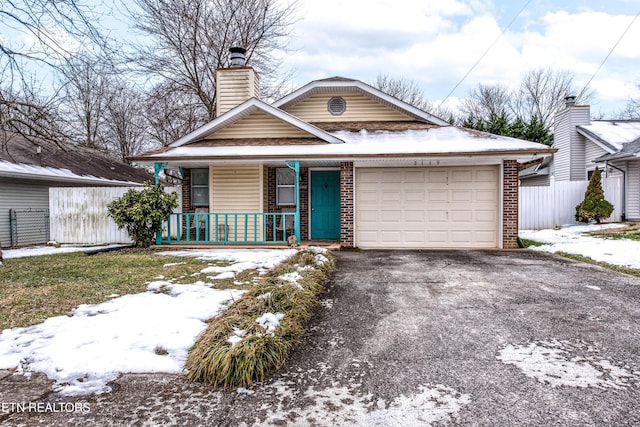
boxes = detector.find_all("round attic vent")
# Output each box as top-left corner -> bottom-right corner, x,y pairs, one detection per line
327,96 -> 346,115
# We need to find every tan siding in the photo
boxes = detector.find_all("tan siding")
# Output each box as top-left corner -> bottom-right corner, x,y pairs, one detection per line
210,165 -> 264,240
282,92 -> 414,122
208,111 -> 312,139
215,68 -> 259,116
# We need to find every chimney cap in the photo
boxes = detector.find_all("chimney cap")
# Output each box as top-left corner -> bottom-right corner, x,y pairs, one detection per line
565,95 -> 576,107
229,46 -> 247,67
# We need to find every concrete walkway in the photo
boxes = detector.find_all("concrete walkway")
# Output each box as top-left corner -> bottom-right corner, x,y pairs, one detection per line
2,250 -> 640,426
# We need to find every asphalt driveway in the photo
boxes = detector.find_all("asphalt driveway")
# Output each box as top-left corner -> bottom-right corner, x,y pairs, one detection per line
2,250 -> 640,426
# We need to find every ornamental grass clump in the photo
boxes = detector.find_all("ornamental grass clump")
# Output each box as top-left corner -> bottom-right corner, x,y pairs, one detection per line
185,248 -> 334,388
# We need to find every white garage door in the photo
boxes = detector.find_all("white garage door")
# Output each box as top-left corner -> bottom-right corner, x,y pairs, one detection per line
356,166 -> 499,249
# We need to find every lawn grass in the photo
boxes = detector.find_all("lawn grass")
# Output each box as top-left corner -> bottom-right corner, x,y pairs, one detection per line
0,249 -> 229,331
587,223 -> 640,241
520,238 -> 544,247
556,252 -> 640,279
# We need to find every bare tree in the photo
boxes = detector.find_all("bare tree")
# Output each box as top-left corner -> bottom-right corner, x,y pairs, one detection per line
371,73 -> 455,122
512,68 -> 593,128
0,0 -> 109,77
128,0 -> 298,122
618,83 -> 640,119
460,83 -> 512,122
143,82 -> 203,147
372,74 -> 433,112
58,54 -> 113,148
103,84 -> 149,162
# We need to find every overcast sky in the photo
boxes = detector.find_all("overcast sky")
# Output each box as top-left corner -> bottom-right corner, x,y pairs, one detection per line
281,0 -> 639,116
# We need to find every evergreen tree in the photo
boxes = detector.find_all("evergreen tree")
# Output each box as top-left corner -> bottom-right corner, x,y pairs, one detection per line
575,167 -> 614,223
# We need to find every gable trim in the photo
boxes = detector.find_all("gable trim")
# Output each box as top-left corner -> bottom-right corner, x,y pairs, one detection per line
170,98 -> 345,147
272,78 -> 450,127
576,125 -> 619,153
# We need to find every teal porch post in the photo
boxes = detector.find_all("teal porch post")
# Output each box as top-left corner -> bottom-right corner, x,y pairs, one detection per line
285,160 -> 301,243
154,162 -> 168,185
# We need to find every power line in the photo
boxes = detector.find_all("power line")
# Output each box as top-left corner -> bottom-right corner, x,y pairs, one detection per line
577,10 -> 640,101
437,0 -> 533,110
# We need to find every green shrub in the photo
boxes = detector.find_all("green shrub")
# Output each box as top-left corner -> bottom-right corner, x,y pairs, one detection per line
107,182 -> 178,247
575,167 -> 614,224
186,248 -> 334,388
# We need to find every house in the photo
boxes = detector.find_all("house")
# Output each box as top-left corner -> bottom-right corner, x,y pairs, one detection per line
0,132 -> 153,247
520,96 -> 640,222
131,48 -> 555,249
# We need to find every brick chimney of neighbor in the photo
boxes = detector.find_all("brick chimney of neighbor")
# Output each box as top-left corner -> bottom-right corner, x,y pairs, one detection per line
215,47 -> 260,117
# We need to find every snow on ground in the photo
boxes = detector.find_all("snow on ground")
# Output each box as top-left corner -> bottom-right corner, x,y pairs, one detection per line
0,248 -> 295,396
2,244 -> 124,259
497,339 -> 640,389
520,224 -> 640,269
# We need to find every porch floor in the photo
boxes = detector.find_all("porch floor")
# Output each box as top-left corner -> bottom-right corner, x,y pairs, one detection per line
151,240 -> 341,251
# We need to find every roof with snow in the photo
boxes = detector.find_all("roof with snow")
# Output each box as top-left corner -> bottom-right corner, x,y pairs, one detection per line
577,120 -> 640,153
0,132 -> 152,185
135,126 -> 554,162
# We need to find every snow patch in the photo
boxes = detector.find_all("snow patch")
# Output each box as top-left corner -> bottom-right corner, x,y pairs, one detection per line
279,271 -> 304,289
497,339 -> 639,389
520,224 -> 640,269
256,313 -> 285,336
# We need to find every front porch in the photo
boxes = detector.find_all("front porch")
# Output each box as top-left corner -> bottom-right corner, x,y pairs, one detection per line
154,160 -> 353,247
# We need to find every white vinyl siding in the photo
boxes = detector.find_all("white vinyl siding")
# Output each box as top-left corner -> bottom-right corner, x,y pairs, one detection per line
207,111 -> 312,139
282,92 -> 414,122
553,106 -> 591,181
210,165 -> 264,240
585,140 -> 609,176
628,161 -> 640,220
356,166 -> 499,249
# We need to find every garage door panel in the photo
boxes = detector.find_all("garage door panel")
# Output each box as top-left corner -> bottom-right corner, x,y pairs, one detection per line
405,170 -> 426,183
475,190 -> 497,202
451,190 -> 472,203
358,191 -> 379,203
405,191 -> 425,203
356,166 -> 498,249
428,190 -> 448,202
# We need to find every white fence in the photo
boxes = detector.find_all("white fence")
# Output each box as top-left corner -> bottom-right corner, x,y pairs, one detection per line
519,177 -> 622,230
50,186 -> 181,245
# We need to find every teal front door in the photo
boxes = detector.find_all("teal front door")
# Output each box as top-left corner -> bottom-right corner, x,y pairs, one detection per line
311,170 -> 340,239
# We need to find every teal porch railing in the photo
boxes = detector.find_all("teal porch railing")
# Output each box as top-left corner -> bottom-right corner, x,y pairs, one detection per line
156,212 -> 297,245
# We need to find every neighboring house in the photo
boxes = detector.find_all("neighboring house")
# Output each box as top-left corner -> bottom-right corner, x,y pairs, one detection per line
521,96 -> 640,221
0,133 -> 153,247
132,48 -> 554,249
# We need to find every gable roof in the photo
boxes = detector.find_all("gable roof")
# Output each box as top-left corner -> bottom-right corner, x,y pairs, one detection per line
577,120 -> 640,153
170,98 -> 345,147
134,126 -> 555,162
0,133 -> 152,185
272,77 -> 451,127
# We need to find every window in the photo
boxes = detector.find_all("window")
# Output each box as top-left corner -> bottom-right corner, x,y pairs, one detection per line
276,168 -> 296,205
191,168 -> 209,206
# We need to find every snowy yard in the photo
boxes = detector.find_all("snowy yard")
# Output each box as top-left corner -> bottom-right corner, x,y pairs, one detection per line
1,225 -> 638,399
0,248 -> 295,396
520,223 -> 640,269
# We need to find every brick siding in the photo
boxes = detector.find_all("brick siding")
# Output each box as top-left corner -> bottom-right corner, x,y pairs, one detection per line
503,160 -> 519,249
266,166 -> 309,240
340,162 -> 354,247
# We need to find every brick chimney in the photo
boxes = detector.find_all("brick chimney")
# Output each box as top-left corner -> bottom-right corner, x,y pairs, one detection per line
215,47 -> 260,117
